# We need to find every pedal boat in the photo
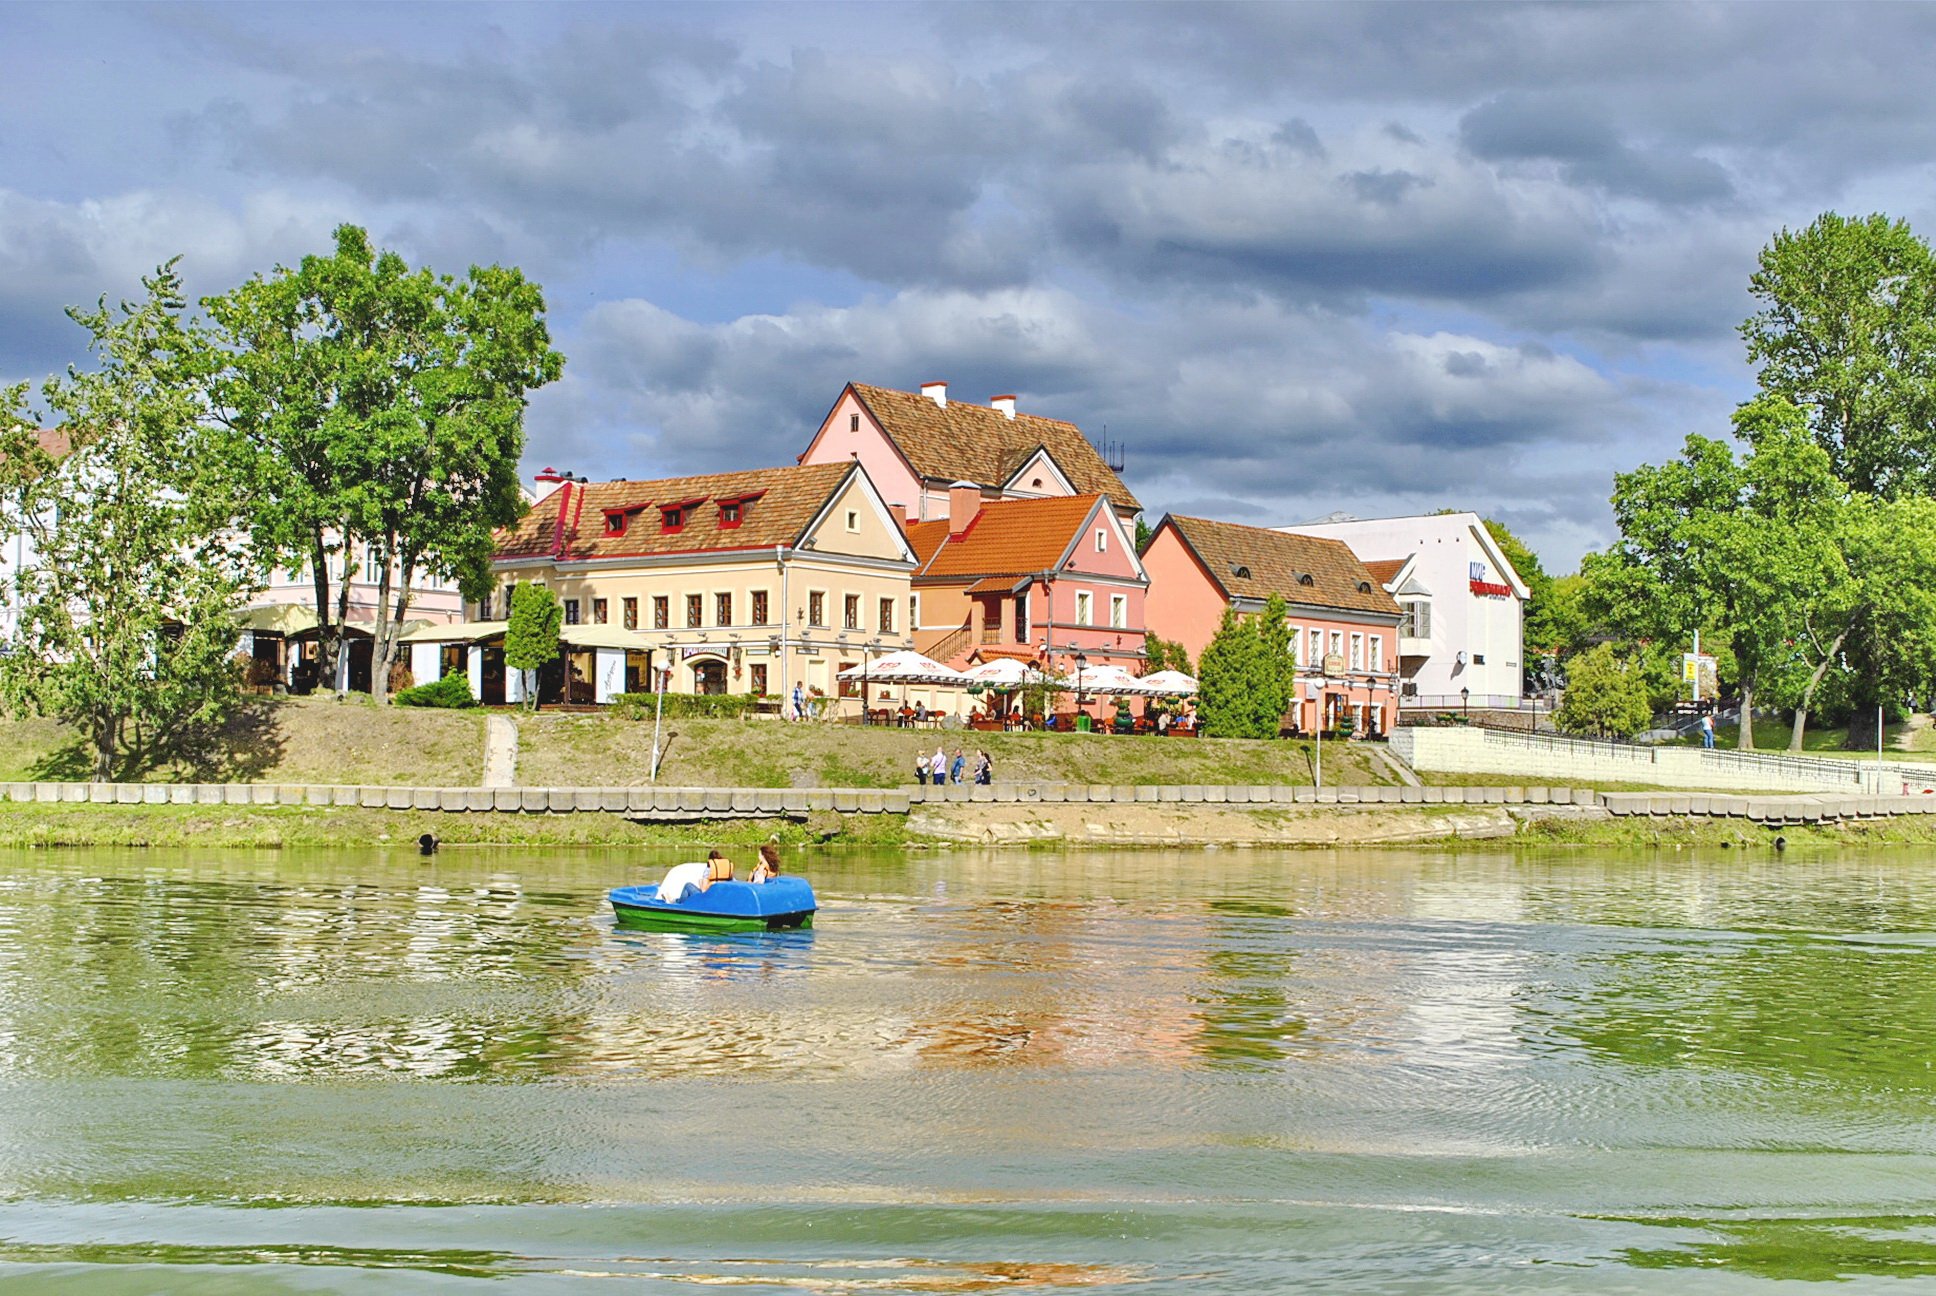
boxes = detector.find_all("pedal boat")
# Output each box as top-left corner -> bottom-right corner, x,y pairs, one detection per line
609,876 -> 817,933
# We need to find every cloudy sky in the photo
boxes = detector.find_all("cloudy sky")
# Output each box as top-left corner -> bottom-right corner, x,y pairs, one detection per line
5,2 -> 1934,566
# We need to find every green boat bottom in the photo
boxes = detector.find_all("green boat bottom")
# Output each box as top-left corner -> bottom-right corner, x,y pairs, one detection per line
612,907 -> 814,934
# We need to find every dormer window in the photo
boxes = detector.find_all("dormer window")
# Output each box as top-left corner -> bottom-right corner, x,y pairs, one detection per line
661,507 -> 685,533
1298,574 -> 1315,587
1231,564 -> 1251,580
720,501 -> 742,528
1357,580 -> 1373,593
604,511 -> 627,536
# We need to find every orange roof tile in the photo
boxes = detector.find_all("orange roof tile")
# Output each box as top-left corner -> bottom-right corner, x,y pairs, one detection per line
849,384 -> 1141,513
495,463 -> 857,562
915,494 -> 1101,582
1362,558 -> 1408,586
903,518 -> 952,568
1162,515 -> 1401,618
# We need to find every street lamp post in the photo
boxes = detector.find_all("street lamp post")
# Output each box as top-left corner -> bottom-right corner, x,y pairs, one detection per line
649,662 -> 674,781
1461,685 -> 1470,725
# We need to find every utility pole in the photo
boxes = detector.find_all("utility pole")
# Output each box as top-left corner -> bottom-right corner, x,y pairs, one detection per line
650,663 -> 672,781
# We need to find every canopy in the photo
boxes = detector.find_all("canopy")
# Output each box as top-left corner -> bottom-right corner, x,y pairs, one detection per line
962,658 -> 1046,686
1059,662 -> 1152,695
399,620 -> 509,645
237,603 -> 319,635
1139,669 -> 1199,694
836,649 -> 970,684
561,625 -> 655,651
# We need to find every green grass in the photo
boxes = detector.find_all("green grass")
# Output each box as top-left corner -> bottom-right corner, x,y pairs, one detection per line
511,713 -> 1392,789
1674,714 -> 1936,761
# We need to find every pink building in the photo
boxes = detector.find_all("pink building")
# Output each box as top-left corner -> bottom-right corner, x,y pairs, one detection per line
797,380 -> 1140,526
1143,514 -> 1404,736
906,488 -> 1148,688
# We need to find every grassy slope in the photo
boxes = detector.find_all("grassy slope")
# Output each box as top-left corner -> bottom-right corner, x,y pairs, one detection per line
1698,717 -> 1936,762
0,697 -> 487,786
511,713 -> 1392,789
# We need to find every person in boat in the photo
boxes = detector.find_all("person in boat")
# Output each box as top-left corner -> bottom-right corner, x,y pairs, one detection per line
655,849 -> 734,903
750,842 -> 782,883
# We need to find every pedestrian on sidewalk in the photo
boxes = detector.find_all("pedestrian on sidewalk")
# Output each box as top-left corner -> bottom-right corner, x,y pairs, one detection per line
1700,712 -> 1715,749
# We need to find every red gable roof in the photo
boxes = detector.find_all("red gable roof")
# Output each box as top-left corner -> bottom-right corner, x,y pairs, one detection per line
915,495 -> 1103,582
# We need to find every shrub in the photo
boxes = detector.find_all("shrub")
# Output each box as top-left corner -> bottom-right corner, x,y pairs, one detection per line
610,692 -> 761,719
394,672 -> 478,709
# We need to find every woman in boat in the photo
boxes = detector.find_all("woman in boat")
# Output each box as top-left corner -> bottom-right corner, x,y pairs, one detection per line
750,842 -> 782,883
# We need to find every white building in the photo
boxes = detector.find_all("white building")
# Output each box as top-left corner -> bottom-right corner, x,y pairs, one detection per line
1276,511 -> 1529,711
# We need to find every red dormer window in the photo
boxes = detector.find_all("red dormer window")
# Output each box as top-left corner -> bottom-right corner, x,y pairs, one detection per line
720,501 -> 742,528
661,507 -> 685,533
604,511 -> 628,536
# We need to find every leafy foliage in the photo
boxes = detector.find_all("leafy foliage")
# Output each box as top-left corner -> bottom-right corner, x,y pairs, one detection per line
393,672 -> 478,709
1198,607 -> 1288,739
206,224 -> 564,703
1143,634 -> 1195,677
611,692 -> 761,719
0,264 -> 253,780
1554,644 -> 1655,739
504,582 -> 562,707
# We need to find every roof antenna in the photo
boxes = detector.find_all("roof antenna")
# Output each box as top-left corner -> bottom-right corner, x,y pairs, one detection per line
1102,426 -> 1126,474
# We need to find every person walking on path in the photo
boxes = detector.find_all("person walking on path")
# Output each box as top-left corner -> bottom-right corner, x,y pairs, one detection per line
914,752 -> 929,784
1700,712 -> 1716,749
950,748 -> 966,784
791,682 -> 805,722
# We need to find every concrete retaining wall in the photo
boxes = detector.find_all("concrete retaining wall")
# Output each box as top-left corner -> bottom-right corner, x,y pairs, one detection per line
1392,725 -> 1936,795
3,777 -> 1934,825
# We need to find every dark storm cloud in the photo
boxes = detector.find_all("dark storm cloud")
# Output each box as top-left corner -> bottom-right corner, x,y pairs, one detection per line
5,2 -> 1935,564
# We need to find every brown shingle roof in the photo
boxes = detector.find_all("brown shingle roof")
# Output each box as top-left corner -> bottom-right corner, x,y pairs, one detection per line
1163,515 -> 1401,618
849,384 -> 1141,514
916,494 -> 1101,581
495,463 -> 858,562
1362,558 -> 1407,586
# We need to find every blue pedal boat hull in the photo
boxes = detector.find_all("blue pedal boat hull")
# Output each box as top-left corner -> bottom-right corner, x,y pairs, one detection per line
610,877 -> 817,933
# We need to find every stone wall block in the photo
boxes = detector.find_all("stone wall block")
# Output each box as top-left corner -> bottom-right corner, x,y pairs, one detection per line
882,790 -> 911,814
1157,785 -> 1182,803
832,790 -> 861,813
859,790 -> 888,813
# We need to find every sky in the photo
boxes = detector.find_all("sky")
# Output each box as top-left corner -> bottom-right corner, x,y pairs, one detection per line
5,2 -> 1936,568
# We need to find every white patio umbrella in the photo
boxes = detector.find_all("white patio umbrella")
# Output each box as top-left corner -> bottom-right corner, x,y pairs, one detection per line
1139,669 -> 1199,694
963,658 -> 1045,686
836,649 -> 971,685
1059,662 -> 1147,694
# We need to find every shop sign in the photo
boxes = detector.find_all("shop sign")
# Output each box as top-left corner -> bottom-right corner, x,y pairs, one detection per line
1469,559 -> 1513,599
1321,652 -> 1346,676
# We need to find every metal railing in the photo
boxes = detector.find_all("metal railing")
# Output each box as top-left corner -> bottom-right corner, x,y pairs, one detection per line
1467,726 -> 1936,792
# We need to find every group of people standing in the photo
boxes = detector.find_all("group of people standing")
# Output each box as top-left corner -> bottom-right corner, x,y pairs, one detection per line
915,746 -> 992,785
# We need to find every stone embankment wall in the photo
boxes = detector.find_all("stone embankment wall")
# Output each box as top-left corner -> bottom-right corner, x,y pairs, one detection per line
1392,726 -> 1936,795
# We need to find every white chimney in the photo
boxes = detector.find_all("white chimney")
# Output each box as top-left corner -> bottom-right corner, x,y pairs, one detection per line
990,394 -> 1016,420
921,380 -> 948,409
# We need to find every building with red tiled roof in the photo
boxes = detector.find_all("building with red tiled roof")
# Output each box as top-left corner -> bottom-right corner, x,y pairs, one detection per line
1142,514 -> 1404,737
908,484 -> 1148,688
404,461 -> 918,707
797,380 -> 1139,527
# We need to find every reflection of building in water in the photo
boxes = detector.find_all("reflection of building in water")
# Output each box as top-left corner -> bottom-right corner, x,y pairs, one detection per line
1393,867 -> 1535,1075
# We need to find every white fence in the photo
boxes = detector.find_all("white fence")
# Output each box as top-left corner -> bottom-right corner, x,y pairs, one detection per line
1391,725 -> 1936,795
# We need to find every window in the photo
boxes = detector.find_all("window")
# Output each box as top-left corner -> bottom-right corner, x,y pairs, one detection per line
1329,630 -> 1343,657
477,594 -> 492,620
1473,653 -> 1486,666
849,413 -> 860,432
910,593 -> 920,629
652,595 -> 669,629
844,594 -> 860,630
808,591 -> 826,626
878,597 -> 894,633
750,663 -> 768,694
604,511 -> 626,536
1289,626 -> 1302,665
593,598 -> 608,625
1014,594 -> 1029,643
1399,599 -> 1431,638
1095,528 -> 1108,553
1370,636 -> 1383,671
845,509 -> 860,533
1110,594 -> 1126,628
686,595 -> 702,628
1076,591 -> 1093,626
622,597 -> 638,630
1309,628 -> 1322,663
752,590 -> 769,625
662,506 -> 685,532
719,501 -> 742,528
1350,633 -> 1363,669
716,592 -> 733,626
564,599 -> 580,626
1298,573 -> 1315,587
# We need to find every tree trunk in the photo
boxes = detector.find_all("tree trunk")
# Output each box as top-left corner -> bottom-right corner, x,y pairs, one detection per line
370,554 -> 396,706
91,712 -> 118,783
1789,632 -> 1847,751
333,564 -> 354,696
308,530 -> 338,691
1737,680 -> 1754,750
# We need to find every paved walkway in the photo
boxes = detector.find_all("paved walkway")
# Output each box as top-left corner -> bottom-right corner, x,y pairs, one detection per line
483,715 -> 518,788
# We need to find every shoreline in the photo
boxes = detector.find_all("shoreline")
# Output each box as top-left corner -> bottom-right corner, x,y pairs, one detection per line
3,799 -> 1934,851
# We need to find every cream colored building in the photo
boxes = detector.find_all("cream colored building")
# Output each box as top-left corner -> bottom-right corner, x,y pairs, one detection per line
406,462 -> 916,707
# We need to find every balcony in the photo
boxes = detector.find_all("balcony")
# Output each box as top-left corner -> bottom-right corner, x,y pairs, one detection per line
1398,634 -> 1432,659
979,627 -> 1006,645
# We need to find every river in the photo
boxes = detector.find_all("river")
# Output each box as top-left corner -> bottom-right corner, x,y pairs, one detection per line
0,843 -> 1933,1291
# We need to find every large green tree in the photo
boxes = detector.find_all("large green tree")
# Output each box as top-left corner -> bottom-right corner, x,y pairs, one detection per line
206,225 -> 564,703
0,265 -> 252,780
1554,643 -> 1655,739
1741,212 -> 1936,744
1197,608 -> 1266,739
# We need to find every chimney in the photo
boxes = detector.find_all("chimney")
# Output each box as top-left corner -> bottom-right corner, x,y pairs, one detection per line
948,480 -> 982,535
990,394 -> 1016,420
549,477 -> 576,559
921,379 -> 948,409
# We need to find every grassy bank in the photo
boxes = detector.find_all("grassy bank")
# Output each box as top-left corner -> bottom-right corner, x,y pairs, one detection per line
513,713 -> 1390,788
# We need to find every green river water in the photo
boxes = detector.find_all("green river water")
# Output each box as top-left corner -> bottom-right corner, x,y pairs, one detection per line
1,844 -> 1934,1291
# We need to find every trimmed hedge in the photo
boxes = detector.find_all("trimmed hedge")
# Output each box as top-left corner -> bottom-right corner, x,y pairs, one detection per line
394,673 -> 479,709
611,692 -> 763,719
